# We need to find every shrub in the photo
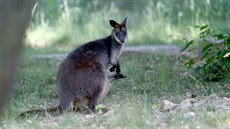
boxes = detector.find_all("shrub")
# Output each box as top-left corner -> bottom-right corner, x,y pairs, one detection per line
181,25 -> 230,81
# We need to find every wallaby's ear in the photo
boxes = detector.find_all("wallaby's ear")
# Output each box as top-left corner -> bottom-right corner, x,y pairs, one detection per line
121,16 -> 128,27
109,20 -> 119,28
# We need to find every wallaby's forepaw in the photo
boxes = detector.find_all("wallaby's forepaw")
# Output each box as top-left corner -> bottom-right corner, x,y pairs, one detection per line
115,67 -> 121,74
110,66 -> 121,74
109,66 -> 116,72
108,73 -> 126,81
114,73 -> 126,79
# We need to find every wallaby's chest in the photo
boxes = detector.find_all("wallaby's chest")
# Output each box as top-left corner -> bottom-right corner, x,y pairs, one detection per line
110,44 -> 124,63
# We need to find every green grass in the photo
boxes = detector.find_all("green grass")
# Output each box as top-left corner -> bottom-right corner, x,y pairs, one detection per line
1,52 -> 230,128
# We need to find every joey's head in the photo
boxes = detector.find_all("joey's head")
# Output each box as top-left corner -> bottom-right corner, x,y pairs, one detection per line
109,17 -> 128,44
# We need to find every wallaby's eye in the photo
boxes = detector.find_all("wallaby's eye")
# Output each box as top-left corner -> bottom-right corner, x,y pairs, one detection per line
115,29 -> 120,34
123,31 -> 127,35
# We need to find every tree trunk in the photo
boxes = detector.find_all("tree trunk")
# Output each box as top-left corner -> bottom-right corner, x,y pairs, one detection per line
0,0 -> 36,117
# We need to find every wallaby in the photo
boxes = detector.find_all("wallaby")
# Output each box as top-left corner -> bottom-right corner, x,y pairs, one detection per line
20,17 -> 128,117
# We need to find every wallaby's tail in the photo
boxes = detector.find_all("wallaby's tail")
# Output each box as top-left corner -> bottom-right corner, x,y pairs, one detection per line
108,73 -> 126,82
19,107 -> 60,118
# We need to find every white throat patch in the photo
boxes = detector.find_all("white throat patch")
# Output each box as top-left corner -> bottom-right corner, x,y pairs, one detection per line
112,32 -> 123,44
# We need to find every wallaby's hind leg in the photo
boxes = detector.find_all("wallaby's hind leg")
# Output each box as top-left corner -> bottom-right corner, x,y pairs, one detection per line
56,95 -> 73,114
88,88 -> 101,112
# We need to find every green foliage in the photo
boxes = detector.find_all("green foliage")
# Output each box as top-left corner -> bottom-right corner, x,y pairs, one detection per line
182,25 -> 230,81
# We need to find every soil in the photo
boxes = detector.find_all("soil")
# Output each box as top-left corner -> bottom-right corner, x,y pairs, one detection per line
30,45 -> 181,60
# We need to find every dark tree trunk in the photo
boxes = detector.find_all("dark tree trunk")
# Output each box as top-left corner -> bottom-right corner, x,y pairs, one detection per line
0,0 -> 36,117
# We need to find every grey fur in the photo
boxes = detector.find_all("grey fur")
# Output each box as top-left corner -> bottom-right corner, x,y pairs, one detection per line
56,17 -> 128,112
20,17 -> 128,117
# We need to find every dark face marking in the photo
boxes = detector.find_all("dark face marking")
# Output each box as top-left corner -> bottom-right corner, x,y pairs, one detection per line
113,26 -> 127,43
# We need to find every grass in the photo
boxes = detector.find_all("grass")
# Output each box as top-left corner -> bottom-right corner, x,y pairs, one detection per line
1,52 -> 230,128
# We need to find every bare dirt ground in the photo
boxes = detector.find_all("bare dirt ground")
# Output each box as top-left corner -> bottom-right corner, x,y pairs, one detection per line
30,45 -> 181,60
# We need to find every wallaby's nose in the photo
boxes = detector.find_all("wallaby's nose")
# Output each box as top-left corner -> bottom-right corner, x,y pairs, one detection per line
121,39 -> 125,43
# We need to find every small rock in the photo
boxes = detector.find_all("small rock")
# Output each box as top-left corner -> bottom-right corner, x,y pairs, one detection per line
160,100 -> 178,111
209,94 -> 219,99
85,115 -> 94,119
223,97 -> 229,100
178,99 -> 194,111
193,99 -> 206,109
186,92 -> 197,98
183,112 -> 196,118
91,124 -> 97,129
